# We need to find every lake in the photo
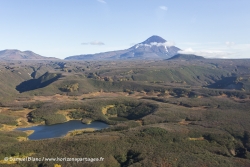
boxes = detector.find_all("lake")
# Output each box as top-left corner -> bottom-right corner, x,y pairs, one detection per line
16,120 -> 109,140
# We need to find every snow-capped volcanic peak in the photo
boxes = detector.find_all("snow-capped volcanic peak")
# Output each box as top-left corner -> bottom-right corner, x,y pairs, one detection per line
132,35 -> 175,49
141,35 -> 167,44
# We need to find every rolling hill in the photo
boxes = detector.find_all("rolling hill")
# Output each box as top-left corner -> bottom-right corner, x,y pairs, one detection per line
0,49 -> 58,60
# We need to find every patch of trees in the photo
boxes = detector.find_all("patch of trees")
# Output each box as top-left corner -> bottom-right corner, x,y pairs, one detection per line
107,102 -> 157,120
115,150 -> 143,166
140,127 -> 167,137
28,103 -> 67,125
60,83 -> 79,92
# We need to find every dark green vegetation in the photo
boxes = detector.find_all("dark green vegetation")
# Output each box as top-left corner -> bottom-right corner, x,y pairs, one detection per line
207,76 -> 249,91
106,102 -> 157,120
26,98 -> 157,126
0,59 -> 250,166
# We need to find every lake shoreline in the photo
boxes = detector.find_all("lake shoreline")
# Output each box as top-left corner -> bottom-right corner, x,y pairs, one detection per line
16,120 -> 109,140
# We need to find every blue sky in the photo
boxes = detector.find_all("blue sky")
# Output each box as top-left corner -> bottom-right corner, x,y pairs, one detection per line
1,0 -> 250,59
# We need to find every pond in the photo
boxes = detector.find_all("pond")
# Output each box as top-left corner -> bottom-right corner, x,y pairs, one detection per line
16,120 -> 109,140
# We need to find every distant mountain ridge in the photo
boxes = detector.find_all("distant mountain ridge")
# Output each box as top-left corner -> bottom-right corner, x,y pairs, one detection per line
168,54 -> 205,60
0,49 -> 58,60
65,35 -> 181,60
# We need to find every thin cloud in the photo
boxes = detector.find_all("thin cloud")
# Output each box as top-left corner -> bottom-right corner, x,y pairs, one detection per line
178,48 -> 231,59
233,43 -> 250,50
90,41 -> 105,45
179,42 -> 220,46
136,41 -> 175,48
97,0 -> 106,4
81,41 -> 105,45
226,41 -> 235,47
159,6 -> 168,11
151,41 -> 175,47
177,43 -> 250,59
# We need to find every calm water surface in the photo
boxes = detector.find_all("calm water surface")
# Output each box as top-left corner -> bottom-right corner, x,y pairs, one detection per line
16,120 -> 109,140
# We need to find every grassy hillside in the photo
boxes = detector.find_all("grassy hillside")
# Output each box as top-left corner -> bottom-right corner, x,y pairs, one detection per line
1,59 -> 250,101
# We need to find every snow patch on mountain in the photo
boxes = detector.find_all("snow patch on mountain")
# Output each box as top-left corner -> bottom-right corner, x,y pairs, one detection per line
134,41 -> 175,49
